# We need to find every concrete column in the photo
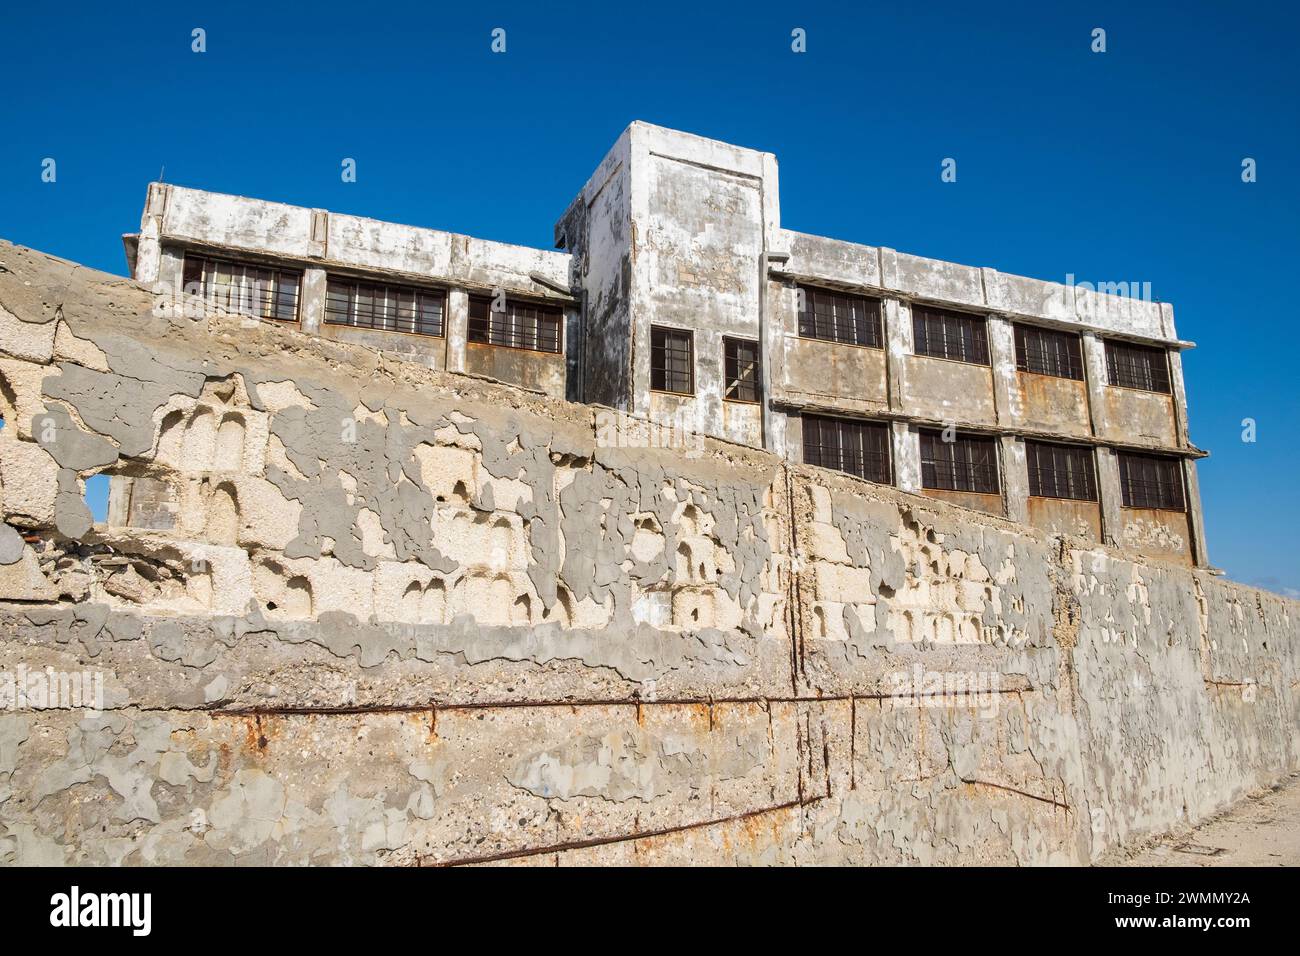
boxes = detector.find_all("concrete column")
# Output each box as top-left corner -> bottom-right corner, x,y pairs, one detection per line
1183,458 -> 1211,567
1167,349 -> 1192,447
132,183 -> 170,284
135,217 -> 162,285
300,268 -> 327,335
564,305 -> 582,403
1094,446 -> 1125,549
1081,332 -> 1109,437
885,298 -> 911,412
446,288 -> 469,373
892,421 -> 920,492
1000,435 -> 1028,524
988,316 -> 1018,426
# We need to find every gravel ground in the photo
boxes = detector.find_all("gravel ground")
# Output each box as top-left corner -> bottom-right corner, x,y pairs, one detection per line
1101,772 -> 1300,867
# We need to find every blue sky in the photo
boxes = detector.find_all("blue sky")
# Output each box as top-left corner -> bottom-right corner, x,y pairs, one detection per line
2,1 -> 1296,593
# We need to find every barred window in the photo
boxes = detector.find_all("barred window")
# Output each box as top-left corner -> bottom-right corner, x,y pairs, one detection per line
724,337 -> 761,403
920,430 -> 1000,494
1026,441 -> 1097,501
912,306 -> 989,365
802,415 -> 891,484
798,286 -> 883,347
1118,452 -> 1185,511
650,326 -> 693,394
468,296 -> 562,353
1105,341 -> 1170,393
182,255 -> 300,322
324,277 -> 444,337
1015,324 -> 1084,380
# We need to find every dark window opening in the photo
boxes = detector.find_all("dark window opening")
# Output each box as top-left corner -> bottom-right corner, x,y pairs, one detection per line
912,305 -> 990,365
325,277 -> 445,337
920,429 -> 1000,494
182,255 -> 301,322
723,337 -> 761,403
1026,440 -> 1097,501
797,285 -> 883,348
650,326 -> 694,395
1106,340 -> 1171,393
468,296 -> 562,353
802,415 -> 892,484
1015,324 -> 1084,380
1118,452 -> 1185,511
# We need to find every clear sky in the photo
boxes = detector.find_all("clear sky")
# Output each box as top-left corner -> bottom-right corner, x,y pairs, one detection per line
2,1 -> 1296,594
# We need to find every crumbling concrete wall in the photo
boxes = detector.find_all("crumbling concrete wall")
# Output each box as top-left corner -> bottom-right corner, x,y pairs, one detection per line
0,240 -> 1294,865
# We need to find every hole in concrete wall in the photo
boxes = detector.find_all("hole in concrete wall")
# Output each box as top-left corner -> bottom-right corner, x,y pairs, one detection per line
84,472 -> 111,523
156,409 -> 185,465
184,407 -> 217,470
511,592 -> 532,626
0,370 -> 17,431
283,576 -> 313,617
214,413 -> 246,471
544,587 -> 575,626
205,482 -> 239,545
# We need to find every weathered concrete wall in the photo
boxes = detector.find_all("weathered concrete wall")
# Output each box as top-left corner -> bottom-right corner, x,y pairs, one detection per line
0,241 -> 1294,866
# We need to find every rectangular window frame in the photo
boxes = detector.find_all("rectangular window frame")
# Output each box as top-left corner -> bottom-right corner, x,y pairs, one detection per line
182,254 -> 302,323
1026,440 -> 1097,501
1014,324 -> 1085,381
802,415 -> 892,485
919,429 -> 1000,494
650,325 -> 695,396
797,285 -> 884,349
324,276 -> 446,338
467,295 -> 563,354
1105,340 -> 1171,393
723,336 -> 762,404
1117,451 -> 1185,511
912,305 -> 991,366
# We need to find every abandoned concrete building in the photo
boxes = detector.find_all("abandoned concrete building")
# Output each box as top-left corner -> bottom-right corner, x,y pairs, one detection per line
126,121 -> 1207,569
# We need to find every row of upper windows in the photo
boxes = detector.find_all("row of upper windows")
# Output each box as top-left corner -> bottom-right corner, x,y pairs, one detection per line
795,284 -> 1174,395
181,254 -> 564,353
802,413 -> 1186,511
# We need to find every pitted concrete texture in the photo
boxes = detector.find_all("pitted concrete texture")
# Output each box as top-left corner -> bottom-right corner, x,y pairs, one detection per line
0,239 -> 1295,865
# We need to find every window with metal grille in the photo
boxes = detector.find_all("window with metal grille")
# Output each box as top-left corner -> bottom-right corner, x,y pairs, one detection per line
182,255 -> 301,322
1015,324 -> 1084,380
1105,340 -> 1170,393
802,415 -> 891,484
797,285 -> 883,348
1026,440 -> 1097,501
920,429 -> 1000,494
1118,452 -> 1185,510
912,306 -> 989,365
650,326 -> 694,394
723,337 -> 761,403
324,277 -> 445,337
467,296 -> 562,353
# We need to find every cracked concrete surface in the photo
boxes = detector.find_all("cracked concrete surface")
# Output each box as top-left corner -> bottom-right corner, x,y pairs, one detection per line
0,239 -> 1295,866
